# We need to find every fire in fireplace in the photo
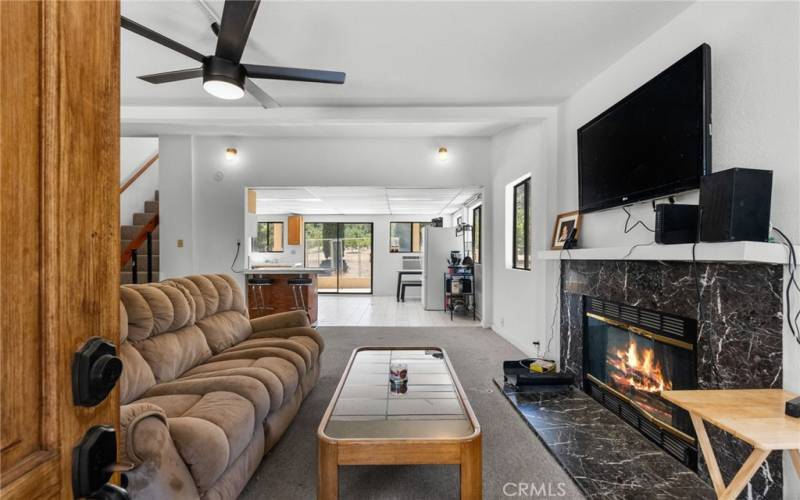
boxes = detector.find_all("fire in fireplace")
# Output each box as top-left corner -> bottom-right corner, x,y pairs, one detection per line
583,298 -> 698,468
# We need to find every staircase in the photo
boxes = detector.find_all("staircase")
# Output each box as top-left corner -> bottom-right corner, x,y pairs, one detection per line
121,191 -> 159,284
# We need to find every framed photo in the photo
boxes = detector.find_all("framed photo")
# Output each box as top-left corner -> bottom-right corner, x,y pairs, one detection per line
551,211 -> 582,249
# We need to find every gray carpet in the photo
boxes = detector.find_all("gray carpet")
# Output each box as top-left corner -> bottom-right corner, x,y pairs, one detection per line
240,327 -> 584,500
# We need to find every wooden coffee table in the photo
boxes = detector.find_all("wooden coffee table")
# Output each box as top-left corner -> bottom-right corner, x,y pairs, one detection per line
317,347 -> 482,499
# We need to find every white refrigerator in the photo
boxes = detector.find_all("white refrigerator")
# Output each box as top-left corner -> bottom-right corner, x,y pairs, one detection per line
422,226 -> 462,310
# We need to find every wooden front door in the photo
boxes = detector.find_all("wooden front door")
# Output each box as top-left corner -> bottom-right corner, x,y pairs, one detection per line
1,1 -> 121,498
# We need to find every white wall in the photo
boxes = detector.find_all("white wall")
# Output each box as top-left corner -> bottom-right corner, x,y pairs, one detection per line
551,3 -> 800,495
488,121 -> 559,357
556,1 -> 800,247
158,136 -> 491,292
246,213 -> 446,297
120,137 -> 158,226
159,135 -> 196,278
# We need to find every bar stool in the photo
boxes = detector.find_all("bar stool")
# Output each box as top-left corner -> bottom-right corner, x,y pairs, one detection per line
247,277 -> 274,315
287,277 -> 313,318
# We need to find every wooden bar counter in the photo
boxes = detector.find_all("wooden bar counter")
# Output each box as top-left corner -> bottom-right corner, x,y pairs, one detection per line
245,268 -> 329,325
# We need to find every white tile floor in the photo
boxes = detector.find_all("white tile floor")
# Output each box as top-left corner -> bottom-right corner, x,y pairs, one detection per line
317,295 -> 481,327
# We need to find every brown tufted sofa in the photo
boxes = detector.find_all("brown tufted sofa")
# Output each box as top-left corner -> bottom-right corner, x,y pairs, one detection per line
118,274 -> 323,499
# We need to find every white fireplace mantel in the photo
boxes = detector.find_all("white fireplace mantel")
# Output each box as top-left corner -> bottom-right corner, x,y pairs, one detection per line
537,241 -> 795,265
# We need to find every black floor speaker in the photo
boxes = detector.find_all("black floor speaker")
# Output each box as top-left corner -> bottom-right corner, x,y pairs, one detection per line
699,168 -> 772,242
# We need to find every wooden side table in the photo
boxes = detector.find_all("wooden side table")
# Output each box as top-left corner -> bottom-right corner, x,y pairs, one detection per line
661,389 -> 800,500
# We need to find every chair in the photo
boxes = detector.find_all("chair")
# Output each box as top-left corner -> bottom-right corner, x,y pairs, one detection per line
400,279 -> 422,302
288,277 -> 313,317
247,276 -> 274,314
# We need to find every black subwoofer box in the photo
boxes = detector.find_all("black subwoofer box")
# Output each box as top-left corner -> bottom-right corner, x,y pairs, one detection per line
655,204 -> 699,245
699,168 -> 773,242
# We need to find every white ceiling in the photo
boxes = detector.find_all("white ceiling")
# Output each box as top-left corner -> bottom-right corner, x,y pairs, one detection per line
121,1 -> 692,109
253,186 -> 482,215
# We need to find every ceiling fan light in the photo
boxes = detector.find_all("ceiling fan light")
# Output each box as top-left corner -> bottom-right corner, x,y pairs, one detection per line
203,79 -> 244,100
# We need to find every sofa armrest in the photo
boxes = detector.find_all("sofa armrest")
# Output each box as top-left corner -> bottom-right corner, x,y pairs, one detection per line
141,375 -> 270,424
120,403 -> 200,499
250,310 -> 310,332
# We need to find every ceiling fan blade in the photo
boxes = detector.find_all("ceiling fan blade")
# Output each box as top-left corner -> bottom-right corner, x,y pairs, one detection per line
245,79 -> 281,109
243,64 -> 346,84
215,0 -> 260,64
121,16 -> 205,63
138,68 -> 204,84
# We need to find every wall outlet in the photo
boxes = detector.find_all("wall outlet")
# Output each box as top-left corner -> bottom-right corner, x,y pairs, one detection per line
177,239 -> 184,248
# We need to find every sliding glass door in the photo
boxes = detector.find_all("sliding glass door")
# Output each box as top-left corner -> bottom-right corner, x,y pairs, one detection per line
304,222 -> 373,294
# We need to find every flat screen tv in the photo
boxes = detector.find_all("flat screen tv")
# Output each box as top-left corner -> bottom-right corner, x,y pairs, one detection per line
578,44 -> 711,213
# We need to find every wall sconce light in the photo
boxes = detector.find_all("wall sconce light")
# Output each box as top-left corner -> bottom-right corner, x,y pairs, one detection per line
225,148 -> 238,161
437,146 -> 449,162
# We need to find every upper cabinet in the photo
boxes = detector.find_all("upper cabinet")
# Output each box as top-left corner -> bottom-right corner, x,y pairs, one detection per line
288,215 -> 303,245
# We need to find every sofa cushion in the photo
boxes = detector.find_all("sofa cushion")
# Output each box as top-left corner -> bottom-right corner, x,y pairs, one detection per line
196,310 -> 252,354
181,356 -> 299,409
133,325 -> 212,383
159,392 -> 255,493
224,335 -> 317,369
119,342 -> 157,404
208,346 -> 307,378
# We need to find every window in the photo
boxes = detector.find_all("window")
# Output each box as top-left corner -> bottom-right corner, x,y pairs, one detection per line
389,222 -> 429,253
472,205 -> 482,264
253,222 -> 284,252
512,178 -> 530,270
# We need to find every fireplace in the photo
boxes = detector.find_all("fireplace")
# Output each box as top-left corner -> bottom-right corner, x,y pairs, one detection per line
582,297 -> 698,469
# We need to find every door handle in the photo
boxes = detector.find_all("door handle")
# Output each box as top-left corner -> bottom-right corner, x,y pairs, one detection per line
73,426 -> 132,499
72,337 -> 123,406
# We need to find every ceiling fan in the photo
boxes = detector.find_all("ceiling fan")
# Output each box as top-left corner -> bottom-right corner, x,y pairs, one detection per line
121,0 -> 345,108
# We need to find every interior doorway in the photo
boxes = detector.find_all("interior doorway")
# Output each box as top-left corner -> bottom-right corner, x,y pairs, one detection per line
304,222 -> 374,294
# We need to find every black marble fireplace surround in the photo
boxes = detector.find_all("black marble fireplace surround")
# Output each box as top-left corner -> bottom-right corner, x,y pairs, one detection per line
560,259 -> 784,499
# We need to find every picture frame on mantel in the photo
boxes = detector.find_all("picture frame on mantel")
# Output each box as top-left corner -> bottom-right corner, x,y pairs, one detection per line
551,211 -> 582,250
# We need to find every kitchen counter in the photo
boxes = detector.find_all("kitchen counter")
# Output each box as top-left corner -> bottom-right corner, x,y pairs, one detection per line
245,269 -> 323,324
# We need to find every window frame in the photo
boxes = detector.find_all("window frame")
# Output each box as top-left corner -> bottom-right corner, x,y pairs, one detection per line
254,221 -> 284,253
511,178 -> 530,270
472,205 -> 481,264
389,221 -> 429,253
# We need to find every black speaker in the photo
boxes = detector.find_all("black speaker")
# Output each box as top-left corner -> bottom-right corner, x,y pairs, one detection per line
699,168 -> 772,242
655,204 -> 699,245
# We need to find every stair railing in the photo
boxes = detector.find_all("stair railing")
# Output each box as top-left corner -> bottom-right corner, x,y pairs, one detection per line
120,153 -> 159,193
120,152 -> 159,283
120,213 -> 158,284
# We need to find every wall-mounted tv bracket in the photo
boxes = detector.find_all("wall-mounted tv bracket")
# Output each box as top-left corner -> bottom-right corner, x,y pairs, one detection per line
72,337 -> 123,407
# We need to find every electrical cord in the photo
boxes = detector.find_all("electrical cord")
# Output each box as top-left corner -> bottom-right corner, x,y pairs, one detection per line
622,242 -> 654,260
544,247 -> 571,359
622,205 -> 655,233
772,226 -> 800,345
230,241 -> 245,274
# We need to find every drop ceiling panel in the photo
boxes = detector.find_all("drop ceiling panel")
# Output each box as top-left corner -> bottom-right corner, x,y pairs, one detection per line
253,186 -> 481,215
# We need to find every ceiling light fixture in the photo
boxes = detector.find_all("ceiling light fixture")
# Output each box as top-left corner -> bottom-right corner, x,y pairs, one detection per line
437,146 -> 449,162
225,148 -> 238,160
202,57 -> 246,100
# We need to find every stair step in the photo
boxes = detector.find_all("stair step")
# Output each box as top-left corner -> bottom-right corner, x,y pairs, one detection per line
132,212 -> 158,225
122,239 -> 159,254
123,254 -> 160,272
120,271 -> 159,285
144,200 -> 159,214
121,224 -> 159,240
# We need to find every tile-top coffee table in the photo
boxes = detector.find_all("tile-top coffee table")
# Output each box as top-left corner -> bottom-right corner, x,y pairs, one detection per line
317,347 -> 482,499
